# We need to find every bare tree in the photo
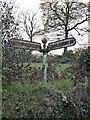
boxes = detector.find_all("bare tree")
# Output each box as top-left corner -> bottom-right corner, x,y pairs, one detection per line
20,10 -> 43,42
40,0 -> 88,52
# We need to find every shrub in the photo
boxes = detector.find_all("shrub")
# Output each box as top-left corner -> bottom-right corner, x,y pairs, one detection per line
78,48 -> 90,72
2,82 -> 89,119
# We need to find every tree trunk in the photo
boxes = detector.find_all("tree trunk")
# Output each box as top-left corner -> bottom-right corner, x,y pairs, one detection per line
64,47 -> 67,53
64,26 -> 68,53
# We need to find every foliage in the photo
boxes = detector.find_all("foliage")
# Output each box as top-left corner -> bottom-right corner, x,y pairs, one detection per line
1,0 -> 21,42
78,47 -> 90,72
47,50 -> 79,64
60,64 -> 86,85
55,63 -> 71,74
1,0 -> 33,85
21,64 -> 43,83
61,50 -> 78,63
2,81 -> 89,119
54,80 -> 74,90
31,63 -> 43,68
2,47 -> 32,84
1,0 -> 21,85
31,56 -> 42,63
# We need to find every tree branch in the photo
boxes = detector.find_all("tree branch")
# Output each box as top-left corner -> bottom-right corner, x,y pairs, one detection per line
68,17 -> 87,31
48,2 -> 66,26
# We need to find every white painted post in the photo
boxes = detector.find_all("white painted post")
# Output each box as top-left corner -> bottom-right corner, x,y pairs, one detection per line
42,36 -> 48,81
43,53 -> 47,81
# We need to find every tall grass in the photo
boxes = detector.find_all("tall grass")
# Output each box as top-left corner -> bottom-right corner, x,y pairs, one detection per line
54,80 -> 74,90
3,79 -> 74,95
55,64 -> 71,73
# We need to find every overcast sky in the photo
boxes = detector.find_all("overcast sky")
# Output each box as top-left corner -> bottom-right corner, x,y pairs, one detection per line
16,0 -> 90,12
16,0 -> 89,55
16,0 -> 40,11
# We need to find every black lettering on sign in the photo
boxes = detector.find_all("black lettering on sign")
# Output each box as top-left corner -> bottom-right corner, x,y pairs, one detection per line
48,37 -> 76,51
10,39 -> 41,51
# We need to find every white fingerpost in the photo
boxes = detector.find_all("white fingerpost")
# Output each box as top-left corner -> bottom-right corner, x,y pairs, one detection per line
42,36 -> 48,81
43,53 -> 47,81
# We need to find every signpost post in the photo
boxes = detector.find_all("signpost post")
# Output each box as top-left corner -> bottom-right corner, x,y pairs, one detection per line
9,37 -> 76,81
41,37 -> 48,81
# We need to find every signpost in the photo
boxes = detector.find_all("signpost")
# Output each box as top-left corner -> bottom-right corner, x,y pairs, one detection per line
9,39 -> 41,51
48,37 -> 76,51
9,36 -> 76,81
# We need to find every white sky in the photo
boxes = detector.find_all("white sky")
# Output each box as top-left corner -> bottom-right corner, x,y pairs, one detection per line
16,0 -> 89,55
82,0 -> 90,3
16,0 -> 40,11
16,0 -> 90,11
